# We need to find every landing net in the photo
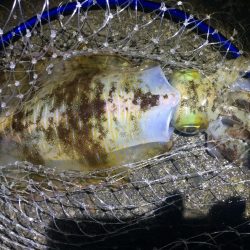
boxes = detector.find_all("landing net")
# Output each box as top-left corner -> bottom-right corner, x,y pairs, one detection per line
0,1 -> 249,249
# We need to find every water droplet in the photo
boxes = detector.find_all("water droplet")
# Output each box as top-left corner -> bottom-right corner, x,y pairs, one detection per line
103,42 -> 109,47
151,38 -> 159,44
170,48 -> 175,54
31,58 -> 37,64
26,29 -> 31,38
134,25 -> 139,31
37,13 -> 42,21
78,35 -> 84,42
160,3 -> 167,12
1,102 -> 6,108
16,94 -> 24,99
9,61 -> 16,69
108,13 -> 114,19
15,81 -> 20,87
76,1 -> 82,8
50,30 -> 57,39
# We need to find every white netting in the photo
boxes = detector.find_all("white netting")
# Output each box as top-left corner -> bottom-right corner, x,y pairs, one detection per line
0,0 -> 249,249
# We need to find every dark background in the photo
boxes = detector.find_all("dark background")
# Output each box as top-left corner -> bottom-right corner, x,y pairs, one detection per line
188,0 -> 250,52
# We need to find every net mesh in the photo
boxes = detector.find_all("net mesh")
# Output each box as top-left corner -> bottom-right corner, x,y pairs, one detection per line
0,0 -> 249,249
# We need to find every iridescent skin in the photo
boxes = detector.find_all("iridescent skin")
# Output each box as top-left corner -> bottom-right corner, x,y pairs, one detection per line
0,55 -> 179,171
0,55 -> 249,170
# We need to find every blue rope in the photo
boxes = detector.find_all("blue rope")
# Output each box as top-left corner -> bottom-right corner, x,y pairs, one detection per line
0,0 -> 241,58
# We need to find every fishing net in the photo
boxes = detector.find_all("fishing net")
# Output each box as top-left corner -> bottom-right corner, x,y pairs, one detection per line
0,0 -> 249,249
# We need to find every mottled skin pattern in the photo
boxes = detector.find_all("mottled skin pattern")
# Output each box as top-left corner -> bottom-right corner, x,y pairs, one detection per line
0,55 -> 175,171
0,54 -> 249,172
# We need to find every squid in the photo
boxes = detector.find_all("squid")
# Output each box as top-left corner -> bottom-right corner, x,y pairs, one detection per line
0,54 -> 249,171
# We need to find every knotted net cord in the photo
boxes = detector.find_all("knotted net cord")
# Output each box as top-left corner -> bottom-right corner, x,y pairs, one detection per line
0,1 -> 249,249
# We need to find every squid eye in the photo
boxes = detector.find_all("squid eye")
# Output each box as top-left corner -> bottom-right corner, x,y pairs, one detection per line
170,69 -> 216,135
